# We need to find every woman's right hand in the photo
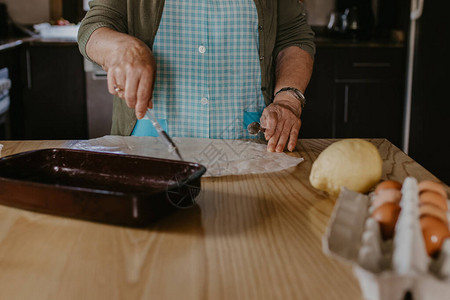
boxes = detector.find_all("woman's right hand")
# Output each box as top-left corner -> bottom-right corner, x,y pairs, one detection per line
86,27 -> 157,119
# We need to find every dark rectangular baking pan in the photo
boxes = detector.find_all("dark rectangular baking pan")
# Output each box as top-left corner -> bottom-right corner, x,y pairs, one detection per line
0,148 -> 206,227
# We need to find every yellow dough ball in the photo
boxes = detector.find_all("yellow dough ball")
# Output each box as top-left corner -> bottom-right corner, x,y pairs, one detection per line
309,139 -> 383,196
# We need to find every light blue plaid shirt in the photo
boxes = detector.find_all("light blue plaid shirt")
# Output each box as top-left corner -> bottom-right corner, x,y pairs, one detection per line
132,0 -> 265,139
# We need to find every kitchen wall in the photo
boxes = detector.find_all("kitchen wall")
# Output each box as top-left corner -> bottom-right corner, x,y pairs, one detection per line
0,0 -> 49,24
304,0 -> 379,27
303,0 -> 335,26
0,0 -> 380,31
0,0 -> 335,27
0,0 -> 337,27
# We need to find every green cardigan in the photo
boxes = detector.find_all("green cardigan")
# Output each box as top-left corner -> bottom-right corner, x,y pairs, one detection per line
78,0 -> 315,136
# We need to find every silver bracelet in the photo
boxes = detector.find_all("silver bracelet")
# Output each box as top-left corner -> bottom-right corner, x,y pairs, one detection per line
274,87 -> 306,109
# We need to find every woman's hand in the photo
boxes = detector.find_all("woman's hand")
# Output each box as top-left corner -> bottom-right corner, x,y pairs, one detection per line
260,95 -> 302,153
86,27 -> 157,119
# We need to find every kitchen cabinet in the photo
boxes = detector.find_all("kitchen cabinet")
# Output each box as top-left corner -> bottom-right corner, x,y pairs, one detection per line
300,47 -> 334,138
19,42 -> 87,139
0,44 -> 22,139
334,81 -> 403,144
302,43 -> 406,148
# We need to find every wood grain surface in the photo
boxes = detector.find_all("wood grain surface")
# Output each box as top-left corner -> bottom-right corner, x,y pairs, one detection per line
0,139 -> 447,300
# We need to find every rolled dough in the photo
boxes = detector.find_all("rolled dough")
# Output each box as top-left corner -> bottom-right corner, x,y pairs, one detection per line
309,139 -> 382,196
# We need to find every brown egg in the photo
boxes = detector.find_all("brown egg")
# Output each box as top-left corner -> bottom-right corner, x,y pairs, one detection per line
420,216 -> 450,257
419,190 -> 448,211
419,203 -> 448,225
374,180 -> 402,194
372,189 -> 402,209
371,202 -> 402,240
418,180 -> 448,199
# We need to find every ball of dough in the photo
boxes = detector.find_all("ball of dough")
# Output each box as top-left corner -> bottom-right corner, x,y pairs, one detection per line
309,139 -> 383,196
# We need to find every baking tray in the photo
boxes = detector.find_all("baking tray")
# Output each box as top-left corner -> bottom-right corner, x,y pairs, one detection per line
0,148 -> 206,227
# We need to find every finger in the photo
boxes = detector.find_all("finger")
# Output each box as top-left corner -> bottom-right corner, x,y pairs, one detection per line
107,71 -> 119,95
260,109 -> 268,127
287,119 -> 301,152
275,120 -> 294,153
267,119 -> 285,152
264,111 -> 278,141
260,114 -> 266,128
135,68 -> 155,119
259,114 -> 267,134
109,68 -> 126,99
124,68 -> 140,110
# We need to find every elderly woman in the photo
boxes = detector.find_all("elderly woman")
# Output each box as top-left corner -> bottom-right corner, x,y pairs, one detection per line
78,0 -> 315,152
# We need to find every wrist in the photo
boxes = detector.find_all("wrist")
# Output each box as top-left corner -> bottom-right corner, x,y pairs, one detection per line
272,97 -> 302,119
274,87 -> 306,109
273,90 -> 303,110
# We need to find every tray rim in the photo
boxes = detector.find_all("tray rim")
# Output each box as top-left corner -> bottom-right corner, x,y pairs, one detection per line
0,148 -> 207,197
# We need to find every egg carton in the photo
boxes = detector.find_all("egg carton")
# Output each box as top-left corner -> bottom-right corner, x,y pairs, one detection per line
323,177 -> 450,300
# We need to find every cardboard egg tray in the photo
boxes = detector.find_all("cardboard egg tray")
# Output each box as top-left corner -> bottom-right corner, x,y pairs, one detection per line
323,177 -> 450,300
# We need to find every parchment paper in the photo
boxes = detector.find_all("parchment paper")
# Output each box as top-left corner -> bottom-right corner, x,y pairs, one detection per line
67,136 -> 304,177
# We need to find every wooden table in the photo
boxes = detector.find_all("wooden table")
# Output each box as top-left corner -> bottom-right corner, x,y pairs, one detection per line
0,139 -> 448,300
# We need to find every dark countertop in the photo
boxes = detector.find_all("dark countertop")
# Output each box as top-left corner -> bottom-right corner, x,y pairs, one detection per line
0,38 -> 24,51
311,25 -> 405,48
0,37 -> 77,52
23,37 -> 79,46
314,36 -> 404,48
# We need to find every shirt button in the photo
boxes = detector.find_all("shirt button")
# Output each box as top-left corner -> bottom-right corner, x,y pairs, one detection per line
259,56 -> 264,61
201,97 -> 209,105
198,45 -> 206,54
